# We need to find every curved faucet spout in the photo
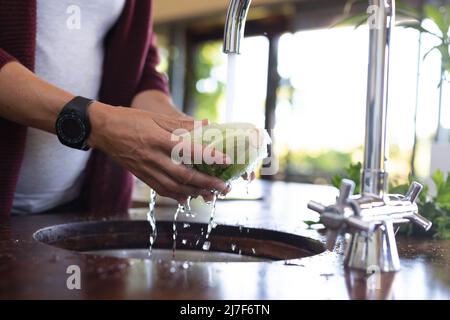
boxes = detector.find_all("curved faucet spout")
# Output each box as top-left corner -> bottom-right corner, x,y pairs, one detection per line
223,0 -> 252,54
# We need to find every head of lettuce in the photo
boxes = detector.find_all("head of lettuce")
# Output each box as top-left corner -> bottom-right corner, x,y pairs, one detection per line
173,123 -> 272,182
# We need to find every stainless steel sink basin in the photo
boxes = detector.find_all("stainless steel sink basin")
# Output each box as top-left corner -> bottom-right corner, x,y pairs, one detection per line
34,220 -> 325,262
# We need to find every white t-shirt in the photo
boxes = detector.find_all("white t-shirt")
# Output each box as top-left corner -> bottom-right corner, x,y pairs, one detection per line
12,0 -> 126,214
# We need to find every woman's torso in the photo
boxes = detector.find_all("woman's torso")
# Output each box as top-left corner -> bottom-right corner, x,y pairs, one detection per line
12,0 -> 126,214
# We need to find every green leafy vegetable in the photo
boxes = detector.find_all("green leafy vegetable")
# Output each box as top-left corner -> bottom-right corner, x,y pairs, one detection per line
184,122 -> 271,182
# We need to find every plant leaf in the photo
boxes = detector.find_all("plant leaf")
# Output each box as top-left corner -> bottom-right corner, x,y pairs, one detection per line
396,2 -> 422,21
424,4 -> 447,36
396,20 -> 438,37
331,12 -> 369,29
423,44 -> 447,62
432,170 -> 445,193
331,174 -> 343,189
345,162 -> 361,193
434,172 -> 450,210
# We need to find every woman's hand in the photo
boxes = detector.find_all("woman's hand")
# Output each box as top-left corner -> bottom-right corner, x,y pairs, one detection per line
88,102 -> 231,203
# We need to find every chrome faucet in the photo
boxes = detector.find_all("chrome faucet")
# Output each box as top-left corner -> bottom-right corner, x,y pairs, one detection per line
308,0 -> 432,272
224,0 -> 252,54
223,0 -> 432,272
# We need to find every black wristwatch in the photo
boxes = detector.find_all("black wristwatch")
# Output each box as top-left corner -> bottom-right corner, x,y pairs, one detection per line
55,96 -> 94,151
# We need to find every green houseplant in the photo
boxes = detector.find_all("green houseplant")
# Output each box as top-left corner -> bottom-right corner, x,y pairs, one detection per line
337,0 -> 450,159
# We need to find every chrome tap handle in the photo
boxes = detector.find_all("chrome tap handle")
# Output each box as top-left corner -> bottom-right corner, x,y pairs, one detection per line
346,216 -> 375,233
404,181 -> 423,202
307,201 -> 325,214
307,201 -> 340,250
338,179 -> 355,205
409,212 -> 432,231
308,180 -> 370,251
402,181 -> 433,231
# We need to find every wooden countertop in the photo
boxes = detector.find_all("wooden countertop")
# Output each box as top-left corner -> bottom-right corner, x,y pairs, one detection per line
1,181 -> 449,299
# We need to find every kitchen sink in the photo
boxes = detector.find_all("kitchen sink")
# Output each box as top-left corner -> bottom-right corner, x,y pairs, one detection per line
33,220 -> 325,262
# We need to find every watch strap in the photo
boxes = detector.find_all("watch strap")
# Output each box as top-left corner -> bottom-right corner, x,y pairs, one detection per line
55,96 -> 94,150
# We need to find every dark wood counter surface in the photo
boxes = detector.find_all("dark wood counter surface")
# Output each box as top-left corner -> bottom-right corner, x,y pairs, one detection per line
1,181 -> 449,299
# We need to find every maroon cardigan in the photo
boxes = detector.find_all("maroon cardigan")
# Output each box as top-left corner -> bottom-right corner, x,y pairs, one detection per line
0,0 -> 169,215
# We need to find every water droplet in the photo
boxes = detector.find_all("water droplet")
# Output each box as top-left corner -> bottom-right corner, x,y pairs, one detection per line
183,223 -> 190,229
238,249 -> 242,255
252,248 -> 256,255
182,261 -> 189,270
186,197 -> 192,212
231,244 -> 236,251
204,191 -> 219,240
169,267 -> 177,273
147,189 -> 158,255
202,241 -> 211,251
182,239 -> 188,245
172,203 -> 184,256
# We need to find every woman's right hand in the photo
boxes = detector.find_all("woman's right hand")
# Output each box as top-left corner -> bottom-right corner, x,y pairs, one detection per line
87,102 -> 231,203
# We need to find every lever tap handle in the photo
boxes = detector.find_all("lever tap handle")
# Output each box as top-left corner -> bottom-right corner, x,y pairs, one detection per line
337,179 -> 355,205
307,201 -> 326,214
404,181 -> 423,203
409,212 -> 433,231
402,181 -> 432,230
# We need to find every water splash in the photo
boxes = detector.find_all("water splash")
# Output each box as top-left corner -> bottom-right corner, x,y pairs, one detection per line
185,196 -> 196,218
172,203 -> 185,257
202,241 -> 211,251
147,189 -> 157,256
169,261 -> 177,273
245,171 -> 252,194
205,191 -> 220,240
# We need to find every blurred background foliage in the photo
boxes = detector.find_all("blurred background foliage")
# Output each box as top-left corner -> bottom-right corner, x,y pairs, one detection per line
154,0 -> 449,188
193,42 -> 225,122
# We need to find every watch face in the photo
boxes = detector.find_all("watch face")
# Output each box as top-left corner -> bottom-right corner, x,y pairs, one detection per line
57,114 -> 86,144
